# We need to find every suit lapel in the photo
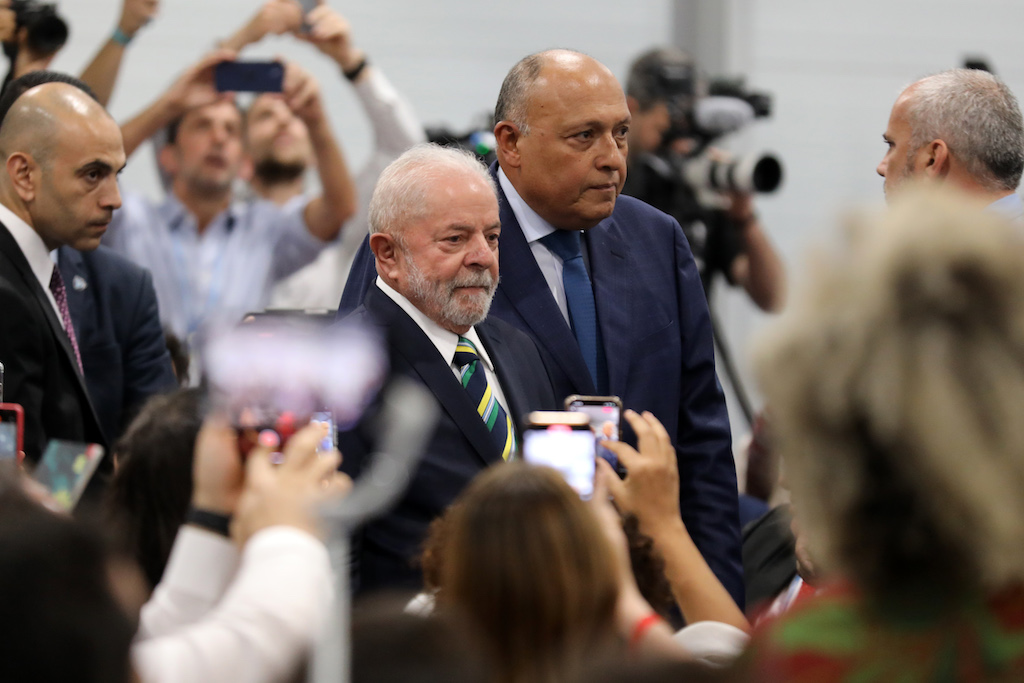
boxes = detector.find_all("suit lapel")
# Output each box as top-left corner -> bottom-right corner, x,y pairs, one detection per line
493,168 -> 596,394
0,224 -> 85,384
365,286 -> 503,466
586,219 -> 633,395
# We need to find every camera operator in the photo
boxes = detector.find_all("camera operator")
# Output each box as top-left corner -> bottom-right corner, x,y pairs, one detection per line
622,47 -> 785,313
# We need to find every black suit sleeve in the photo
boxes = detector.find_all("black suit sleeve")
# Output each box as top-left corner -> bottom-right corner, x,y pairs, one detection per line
0,284 -> 49,460
337,234 -> 376,319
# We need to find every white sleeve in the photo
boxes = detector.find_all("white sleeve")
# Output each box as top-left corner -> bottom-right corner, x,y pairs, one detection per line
353,67 -> 426,162
136,526 -> 240,640
131,526 -> 333,683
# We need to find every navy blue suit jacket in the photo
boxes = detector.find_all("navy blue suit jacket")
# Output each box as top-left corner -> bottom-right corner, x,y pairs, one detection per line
0,224 -> 105,464
340,165 -> 744,606
338,284 -> 557,593
59,245 -> 177,445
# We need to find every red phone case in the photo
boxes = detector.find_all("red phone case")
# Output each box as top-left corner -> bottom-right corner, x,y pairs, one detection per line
0,402 -> 25,460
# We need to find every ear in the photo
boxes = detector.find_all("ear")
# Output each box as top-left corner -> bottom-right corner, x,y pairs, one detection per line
626,95 -> 641,115
493,120 -> 524,169
369,232 -> 402,280
6,152 -> 36,203
922,139 -> 951,179
158,145 -> 178,176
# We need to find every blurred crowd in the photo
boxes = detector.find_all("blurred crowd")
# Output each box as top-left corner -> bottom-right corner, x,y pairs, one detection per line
2,1 -> 1024,682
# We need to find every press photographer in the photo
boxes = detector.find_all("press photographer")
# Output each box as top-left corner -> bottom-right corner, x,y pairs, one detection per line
622,47 -> 785,313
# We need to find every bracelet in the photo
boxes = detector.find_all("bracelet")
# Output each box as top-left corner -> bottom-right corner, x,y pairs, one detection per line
185,506 -> 232,537
112,27 -> 133,47
628,613 -> 664,651
342,56 -> 368,82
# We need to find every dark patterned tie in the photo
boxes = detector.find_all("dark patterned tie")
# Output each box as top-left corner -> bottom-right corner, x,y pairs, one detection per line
49,267 -> 83,374
539,229 -> 607,393
453,336 -> 515,460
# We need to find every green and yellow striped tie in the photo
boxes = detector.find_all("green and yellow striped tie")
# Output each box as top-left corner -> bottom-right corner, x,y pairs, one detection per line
453,336 -> 515,460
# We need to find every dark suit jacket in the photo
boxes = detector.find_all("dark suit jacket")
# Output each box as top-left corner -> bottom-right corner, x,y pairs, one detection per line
0,223 -> 105,463
338,284 -> 557,593
340,164 -> 744,606
59,245 -> 177,445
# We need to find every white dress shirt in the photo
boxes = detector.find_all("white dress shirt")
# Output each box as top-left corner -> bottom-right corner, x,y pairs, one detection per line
497,167 -> 572,324
375,276 -> 513,418
0,201 -> 62,325
133,525 -> 332,683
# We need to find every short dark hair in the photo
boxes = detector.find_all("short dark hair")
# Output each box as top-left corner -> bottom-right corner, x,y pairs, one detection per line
0,70 -> 99,131
0,485 -> 135,683
626,47 -> 697,111
494,53 -> 547,131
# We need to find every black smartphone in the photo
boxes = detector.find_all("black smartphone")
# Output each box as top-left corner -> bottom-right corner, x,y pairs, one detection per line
214,61 -> 284,93
32,440 -> 105,512
521,411 -> 596,499
565,394 -> 622,469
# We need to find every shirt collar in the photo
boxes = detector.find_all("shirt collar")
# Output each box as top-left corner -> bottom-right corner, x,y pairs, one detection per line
0,201 -> 54,290
374,276 -> 495,372
160,192 -> 240,233
988,193 -> 1024,223
497,166 -> 557,244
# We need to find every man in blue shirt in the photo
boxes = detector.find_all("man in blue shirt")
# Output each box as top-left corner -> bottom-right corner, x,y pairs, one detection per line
104,51 -> 357,340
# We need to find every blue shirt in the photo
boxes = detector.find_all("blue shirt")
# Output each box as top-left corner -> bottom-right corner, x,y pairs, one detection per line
104,190 -> 327,339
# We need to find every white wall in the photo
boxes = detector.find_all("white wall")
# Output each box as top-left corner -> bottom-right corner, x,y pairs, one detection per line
49,0 -> 673,199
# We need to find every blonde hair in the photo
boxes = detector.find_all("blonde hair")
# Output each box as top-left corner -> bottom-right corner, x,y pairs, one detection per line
755,185 -> 1024,596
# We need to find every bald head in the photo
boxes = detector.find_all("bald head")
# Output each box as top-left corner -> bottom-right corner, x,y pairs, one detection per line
494,49 -> 617,133
0,83 -> 114,170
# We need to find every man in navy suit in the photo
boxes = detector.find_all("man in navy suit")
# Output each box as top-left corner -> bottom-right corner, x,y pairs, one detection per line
338,143 -> 556,593
340,50 -> 743,606
59,244 -> 177,445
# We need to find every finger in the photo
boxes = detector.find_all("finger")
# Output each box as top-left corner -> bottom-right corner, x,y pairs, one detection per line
245,440 -> 277,481
308,448 -> 341,481
280,421 -> 329,471
595,457 -> 628,506
599,439 -> 640,471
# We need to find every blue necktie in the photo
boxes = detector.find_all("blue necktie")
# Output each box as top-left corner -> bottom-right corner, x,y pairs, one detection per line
453,337 -> 516,460
540,230 -> 607,393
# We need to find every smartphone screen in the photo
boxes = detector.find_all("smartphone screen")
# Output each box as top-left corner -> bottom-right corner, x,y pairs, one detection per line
565,396 -> 621,469
0,422 -> 16,461
32,441 -> 105,512
309,411 -> 336,453
522,424 -> 596,499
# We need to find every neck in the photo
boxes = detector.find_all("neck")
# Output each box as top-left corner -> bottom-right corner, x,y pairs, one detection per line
172,181 -> 231,233
249,175 -> 305,206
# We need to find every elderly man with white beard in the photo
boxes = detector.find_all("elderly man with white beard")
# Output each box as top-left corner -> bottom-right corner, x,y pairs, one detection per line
336,143 -> 557,594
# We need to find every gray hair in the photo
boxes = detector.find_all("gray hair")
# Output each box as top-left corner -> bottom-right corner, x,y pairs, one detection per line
493,49 -> 591,134
754,186 -> 1024,598
905,69 -> 1024,191
368,143 -> 497,243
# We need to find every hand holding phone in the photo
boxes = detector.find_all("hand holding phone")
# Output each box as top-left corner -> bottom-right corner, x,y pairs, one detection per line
565,395 -> 622,469
521,411 -> 596,499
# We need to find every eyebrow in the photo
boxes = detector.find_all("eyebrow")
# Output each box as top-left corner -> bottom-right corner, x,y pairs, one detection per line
77,160 -> 123,175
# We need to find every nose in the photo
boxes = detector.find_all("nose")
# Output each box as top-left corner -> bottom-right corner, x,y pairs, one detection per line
102,178 -> 122,211
595,131 -> 627,175
465,232 -> 496,269
876,156 -> 887,178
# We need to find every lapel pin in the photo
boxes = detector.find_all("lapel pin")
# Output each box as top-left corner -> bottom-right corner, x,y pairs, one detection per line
72,275 -> 87,291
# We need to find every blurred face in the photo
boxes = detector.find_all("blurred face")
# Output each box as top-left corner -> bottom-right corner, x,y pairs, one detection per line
628,101 -> 671,155
31,115 -> 125,251
877,89 -> 922,200
512,56 -> 631,230
393,172 -> 501,334
244,94 -> 312,169
166,101 -> 245,196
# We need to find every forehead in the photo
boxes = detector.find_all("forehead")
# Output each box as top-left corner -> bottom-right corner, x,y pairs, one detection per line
247,94 -> 290,120
887,88 -> 917,131
179,101 -> 243,130
526,61 -> 629,128
414,173 -> 499,230
53,115 -> 125,166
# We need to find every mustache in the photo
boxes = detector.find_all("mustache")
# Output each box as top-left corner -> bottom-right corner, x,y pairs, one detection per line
449,271 -> 497,291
